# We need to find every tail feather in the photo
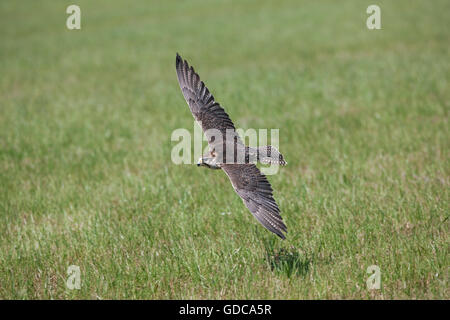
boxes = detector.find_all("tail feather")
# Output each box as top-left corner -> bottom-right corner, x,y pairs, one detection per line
247,145 -> 287,166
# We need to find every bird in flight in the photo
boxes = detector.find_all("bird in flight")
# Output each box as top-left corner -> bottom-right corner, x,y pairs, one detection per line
175,53 -> 288,239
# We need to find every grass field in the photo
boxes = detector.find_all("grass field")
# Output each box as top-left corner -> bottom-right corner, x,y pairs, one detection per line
0,0 -> 448,299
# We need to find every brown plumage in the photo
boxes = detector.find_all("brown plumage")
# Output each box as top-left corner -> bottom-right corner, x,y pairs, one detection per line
175,53 -> 287,239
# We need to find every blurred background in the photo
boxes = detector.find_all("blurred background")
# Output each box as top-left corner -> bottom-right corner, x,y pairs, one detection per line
0,0 -> 448,299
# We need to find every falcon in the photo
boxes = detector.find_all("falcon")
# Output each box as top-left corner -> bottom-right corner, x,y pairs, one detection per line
175,53 -> 288,239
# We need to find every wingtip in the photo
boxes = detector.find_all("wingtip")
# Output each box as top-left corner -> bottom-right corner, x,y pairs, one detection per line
278,233 -> 286,240
176,53 -> 182,65
276,224 -> 287,239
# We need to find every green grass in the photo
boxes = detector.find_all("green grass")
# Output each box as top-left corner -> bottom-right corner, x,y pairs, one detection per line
0,0 -> 448,299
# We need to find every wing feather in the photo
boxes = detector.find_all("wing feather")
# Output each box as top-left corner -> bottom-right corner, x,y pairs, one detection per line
175,53 -> 237,138
221,164 -> 287,239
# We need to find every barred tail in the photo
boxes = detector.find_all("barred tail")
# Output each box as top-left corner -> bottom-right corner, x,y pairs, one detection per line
247,145 -> 287,166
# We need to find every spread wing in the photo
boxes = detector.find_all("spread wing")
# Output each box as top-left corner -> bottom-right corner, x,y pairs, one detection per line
175,53 -> 242,151
221,164 -> 287,239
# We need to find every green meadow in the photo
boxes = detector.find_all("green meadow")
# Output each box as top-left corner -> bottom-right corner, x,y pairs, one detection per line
0,0 -> 448,299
